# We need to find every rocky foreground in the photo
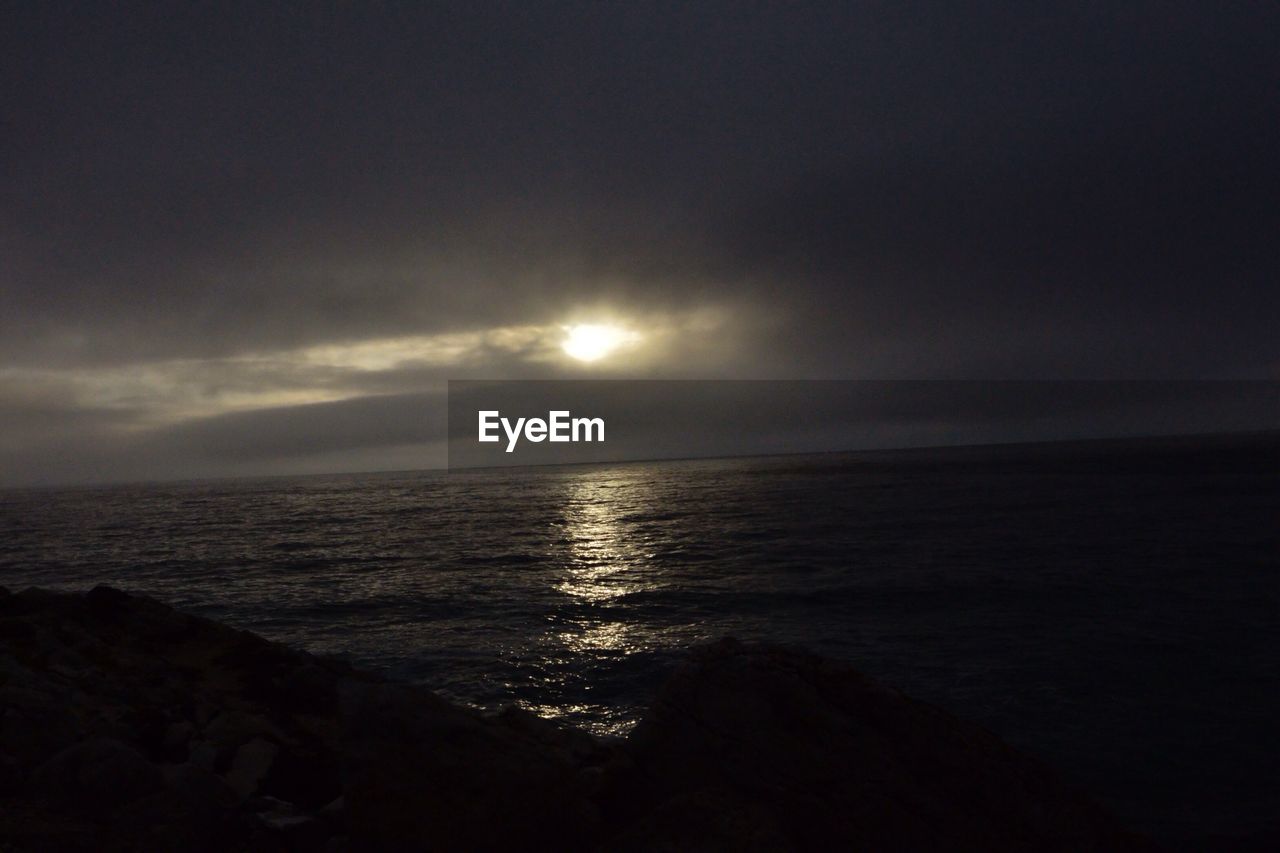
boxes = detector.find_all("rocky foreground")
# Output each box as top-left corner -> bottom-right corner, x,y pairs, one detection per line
0,586 -> 1152,852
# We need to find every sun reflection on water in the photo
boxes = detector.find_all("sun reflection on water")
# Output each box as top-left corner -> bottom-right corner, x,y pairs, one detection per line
555,478 -> 655,610
557,621 -> 640,654
545,472 -> 667,663
515,468 -> 679,734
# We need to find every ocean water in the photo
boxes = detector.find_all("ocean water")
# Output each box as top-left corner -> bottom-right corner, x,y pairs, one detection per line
2,433 -> 1277,842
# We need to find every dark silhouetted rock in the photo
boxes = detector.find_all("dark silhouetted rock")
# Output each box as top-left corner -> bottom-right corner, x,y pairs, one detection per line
0,585 -> 360,849
339,679 -> 607,851
31,737 -> 163,807
606,637 -> 1153,852
225,737 -> 279,799
0,588 -> 1156,852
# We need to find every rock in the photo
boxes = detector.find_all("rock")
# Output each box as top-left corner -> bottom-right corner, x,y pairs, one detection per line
0,797 -> 100,852
0,693 -> 84,772
162,719 -> 194,754
203,710 -> 280,763
188,739 -> 219,771
0,588 -> 1155,852
277,660 -> 342,713
31,737 -> 163,809
0,753 -> 23,796
257,734 -> 344,810
225,737 -> 279,799
0,585 -> 357,847
607,637 -> 1153,852
161,762 -> 239,811
319,794 -> 346,830
339,679 -> 604,851
253,796 -> 334,849
121,763 -> 257,852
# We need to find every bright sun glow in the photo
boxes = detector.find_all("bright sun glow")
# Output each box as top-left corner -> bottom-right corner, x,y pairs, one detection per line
561,324 -> 637,362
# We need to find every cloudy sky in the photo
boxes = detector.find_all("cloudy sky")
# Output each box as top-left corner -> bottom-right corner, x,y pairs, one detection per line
3,2 -> 1278,484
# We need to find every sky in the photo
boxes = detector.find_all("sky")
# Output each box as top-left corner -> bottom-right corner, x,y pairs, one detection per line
3,2 -> 1278,484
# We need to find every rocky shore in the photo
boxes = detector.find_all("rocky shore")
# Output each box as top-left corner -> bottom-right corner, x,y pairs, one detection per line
0,585 -> 1152,851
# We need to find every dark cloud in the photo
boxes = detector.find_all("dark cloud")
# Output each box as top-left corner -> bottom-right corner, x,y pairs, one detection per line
0,393 -> 448,486
2,2 -> 1278,482
152,392 -> 446,462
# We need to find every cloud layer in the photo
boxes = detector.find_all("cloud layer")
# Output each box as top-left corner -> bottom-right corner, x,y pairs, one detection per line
4,2 -> 1278,483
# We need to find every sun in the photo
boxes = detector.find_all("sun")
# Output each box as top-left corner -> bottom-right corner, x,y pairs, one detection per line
561,324 -> 637,362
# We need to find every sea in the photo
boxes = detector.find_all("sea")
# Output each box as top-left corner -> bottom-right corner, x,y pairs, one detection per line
2,432 -> 1277,844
